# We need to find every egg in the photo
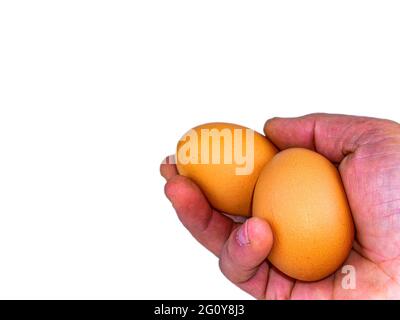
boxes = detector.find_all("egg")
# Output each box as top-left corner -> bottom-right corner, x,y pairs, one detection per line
253,148 -> 354,281
176,123 -> 277,216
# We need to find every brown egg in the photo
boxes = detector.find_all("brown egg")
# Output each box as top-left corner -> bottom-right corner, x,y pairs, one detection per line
176,123 -> 277,216
253,148 -> 354,281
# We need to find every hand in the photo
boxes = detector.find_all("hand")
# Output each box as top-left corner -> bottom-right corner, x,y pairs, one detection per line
160,114 -> 400,299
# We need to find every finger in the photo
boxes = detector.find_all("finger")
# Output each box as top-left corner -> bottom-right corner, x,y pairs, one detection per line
219,217 -> 273,299
164,175 -> 236,256
264,267 -> 294,300
264,113 -> 391,163
160,155 -> 178,180
290,275 -> 335,300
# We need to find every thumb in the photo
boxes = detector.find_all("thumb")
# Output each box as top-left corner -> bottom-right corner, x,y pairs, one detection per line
264,113 -> 395,163
219,217 -> 273,298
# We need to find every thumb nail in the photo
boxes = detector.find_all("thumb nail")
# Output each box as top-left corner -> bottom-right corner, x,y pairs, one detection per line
236,220 -> 250,246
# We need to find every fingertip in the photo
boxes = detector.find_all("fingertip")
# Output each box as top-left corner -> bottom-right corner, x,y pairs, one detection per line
246,217 -> 274,252
263,117 -> 282,136
263,117 -> 296,149
164,175 -> 212,224
160,163 -> 167,180
219,217 -> 273,285
164,174 -> 186,202
160,155 -> 178,181
164,174 -> 233,257
232,218 -> 274,261
263,115 -> 317,151
230,217 -> 274,259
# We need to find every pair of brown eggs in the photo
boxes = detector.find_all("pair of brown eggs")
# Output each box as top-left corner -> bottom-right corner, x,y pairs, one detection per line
176,122 -> 354,282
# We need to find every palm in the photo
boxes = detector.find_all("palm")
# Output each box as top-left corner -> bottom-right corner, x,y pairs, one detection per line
161,114 -> 400,299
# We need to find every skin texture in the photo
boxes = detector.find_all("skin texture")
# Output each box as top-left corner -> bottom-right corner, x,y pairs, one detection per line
160,113 -> 400,300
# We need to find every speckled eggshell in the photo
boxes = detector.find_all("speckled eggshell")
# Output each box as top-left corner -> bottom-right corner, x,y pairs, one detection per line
253,148 -> 354,281
176,123 -> 277,217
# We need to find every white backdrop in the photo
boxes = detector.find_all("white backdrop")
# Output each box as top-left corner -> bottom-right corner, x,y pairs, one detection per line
0,1 -> 399,299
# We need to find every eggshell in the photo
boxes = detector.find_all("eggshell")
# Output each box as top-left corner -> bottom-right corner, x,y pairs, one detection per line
176,123 -> 277,216
253,148 -> 354,281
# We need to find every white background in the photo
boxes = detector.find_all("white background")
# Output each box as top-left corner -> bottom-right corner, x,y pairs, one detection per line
0,1 -> 399,299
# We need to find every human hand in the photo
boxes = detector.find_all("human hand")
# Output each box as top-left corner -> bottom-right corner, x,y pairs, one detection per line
160,114 -> 400,299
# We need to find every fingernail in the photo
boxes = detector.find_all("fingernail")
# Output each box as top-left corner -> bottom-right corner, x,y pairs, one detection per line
236,220 -> 250,246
